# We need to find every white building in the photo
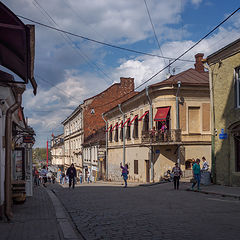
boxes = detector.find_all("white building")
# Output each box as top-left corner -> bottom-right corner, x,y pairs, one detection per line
62,106 -> 83,176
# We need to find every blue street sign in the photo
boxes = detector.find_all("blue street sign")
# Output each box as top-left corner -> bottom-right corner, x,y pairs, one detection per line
219,128 -> 228,139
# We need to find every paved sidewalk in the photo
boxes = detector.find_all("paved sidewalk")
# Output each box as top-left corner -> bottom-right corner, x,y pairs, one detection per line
0,185 -> 79,240
186,183 -> 240,199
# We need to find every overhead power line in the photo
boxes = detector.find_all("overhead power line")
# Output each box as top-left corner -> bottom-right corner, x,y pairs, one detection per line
17,14 -> 194,63
89,6 -> 240,109
144,0 -> 167,66
32,0 -> 113,85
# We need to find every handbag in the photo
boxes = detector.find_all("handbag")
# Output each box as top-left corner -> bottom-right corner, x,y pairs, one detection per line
190,178 -> 197,184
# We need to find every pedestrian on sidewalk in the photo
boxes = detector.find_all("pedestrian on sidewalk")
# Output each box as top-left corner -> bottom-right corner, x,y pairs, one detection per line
191,158 -> 201,190
120,163 -> 129,188
40,165 -> 48,187
201,156 -> 209,171
66,163 -> 76,189
33,167 -> 40,186
172,162 -> 182,190
79,171 -> 83,184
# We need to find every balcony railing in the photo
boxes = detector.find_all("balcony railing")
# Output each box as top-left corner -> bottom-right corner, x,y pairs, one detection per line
141,129 -> 181,144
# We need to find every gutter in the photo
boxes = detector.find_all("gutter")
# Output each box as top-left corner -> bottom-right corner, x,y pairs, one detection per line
203,62 -> 216,183
146,86 -> 154,182
5,85 -> 25,220
102,113 -> 108,180
118,104 -> 126,166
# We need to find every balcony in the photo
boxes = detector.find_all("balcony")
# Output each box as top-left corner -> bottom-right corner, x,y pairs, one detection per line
141,129 -> 181,144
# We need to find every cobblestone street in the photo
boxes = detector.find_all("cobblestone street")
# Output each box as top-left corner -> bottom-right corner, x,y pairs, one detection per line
51,182 -> 240,240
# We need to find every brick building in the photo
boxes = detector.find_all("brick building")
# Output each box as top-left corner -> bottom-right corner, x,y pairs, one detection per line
62,77 -> 137,180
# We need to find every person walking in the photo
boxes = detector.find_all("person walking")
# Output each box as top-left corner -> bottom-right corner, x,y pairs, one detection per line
172,163 -> 182,190
79,172 -> 83,184
120,163 -> 129,188
191,158 -> 201,190
66,163 -> 77,189
202,156 -> 209,171
33,167 -> 40,186
40,165 -> 48,187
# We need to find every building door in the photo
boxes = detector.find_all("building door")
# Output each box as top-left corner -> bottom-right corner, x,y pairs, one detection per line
145,160 -> 150,182
236,136 -> 240,172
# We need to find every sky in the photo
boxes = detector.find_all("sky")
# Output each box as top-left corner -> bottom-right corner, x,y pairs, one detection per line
1,0 -> 240,147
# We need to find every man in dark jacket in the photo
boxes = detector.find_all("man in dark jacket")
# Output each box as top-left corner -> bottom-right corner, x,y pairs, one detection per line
66,163 -> 77,189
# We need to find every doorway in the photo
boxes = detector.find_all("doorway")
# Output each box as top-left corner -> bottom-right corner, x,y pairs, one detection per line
145,160 -> 150,182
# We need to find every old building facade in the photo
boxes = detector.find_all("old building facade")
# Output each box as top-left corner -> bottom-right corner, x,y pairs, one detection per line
206,38 -> 240,186
62,106 -> 83,176
104,54 -> 211,183
61,77 -> 136,179
51,133 -> 64,170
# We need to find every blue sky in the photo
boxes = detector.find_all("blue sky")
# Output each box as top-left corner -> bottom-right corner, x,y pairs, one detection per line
1,0 -> 240,147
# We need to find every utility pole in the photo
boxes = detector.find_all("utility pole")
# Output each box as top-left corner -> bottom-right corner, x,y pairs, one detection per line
46,140 -> 48,169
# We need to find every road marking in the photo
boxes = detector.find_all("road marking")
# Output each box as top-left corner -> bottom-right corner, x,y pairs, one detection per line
207,197 -> 239,203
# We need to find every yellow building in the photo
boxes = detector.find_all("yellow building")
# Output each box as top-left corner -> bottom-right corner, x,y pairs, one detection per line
206,38 -> 240,186
103,54 -> 211,183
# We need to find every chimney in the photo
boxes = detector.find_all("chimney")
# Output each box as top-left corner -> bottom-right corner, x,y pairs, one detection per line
120,77 -> 134,90
194,53 -> 204,72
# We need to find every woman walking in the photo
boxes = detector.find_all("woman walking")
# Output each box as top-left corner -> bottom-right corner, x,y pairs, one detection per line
172,163 -> 182,190
120,163 -> 129,188
192,158 -> 201,190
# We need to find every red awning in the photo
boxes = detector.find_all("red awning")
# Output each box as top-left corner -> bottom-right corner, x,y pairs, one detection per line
128,115 -> 138,125
117,121 -> 123,128
111,122 -> 118,132
106,124 -> 112,132
138,111 -> 149,121
154,107 -> 170,121
122,118 -> 130,128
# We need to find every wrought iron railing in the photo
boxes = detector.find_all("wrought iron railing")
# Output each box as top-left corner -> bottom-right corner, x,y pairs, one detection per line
141,129 -> 181,144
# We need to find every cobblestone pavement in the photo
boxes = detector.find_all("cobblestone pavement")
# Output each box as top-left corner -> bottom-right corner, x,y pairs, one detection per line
50,182 -> 240,240
0,186 -> 62,240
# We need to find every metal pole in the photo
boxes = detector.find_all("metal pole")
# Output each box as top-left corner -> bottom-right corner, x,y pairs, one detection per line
102,114 -> 108,180
176,81 -> 181,165
204,62 -> 216,183
146,87 -> 154,182
46,140 -> 48,169
118,104 -> 125,166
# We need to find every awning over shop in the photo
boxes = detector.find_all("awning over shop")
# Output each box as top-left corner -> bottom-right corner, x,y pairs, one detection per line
128,115 -> 138,125
138,111 -> 149,121
0,2 -> 37,94
111,122 -> 118,132
154,107 -> 170,121
122,118 -> 130,128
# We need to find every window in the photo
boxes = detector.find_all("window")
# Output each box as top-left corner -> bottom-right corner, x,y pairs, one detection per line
126,124 -> 131,139
235,68 -> 240,108
142,113 -> 149,133
134,160 -> 138,174
133,117 -> 138,138
120,127 -> 123,141
109,126 -> 113,142
115,126 -> 119,142
188,107 -> 200,134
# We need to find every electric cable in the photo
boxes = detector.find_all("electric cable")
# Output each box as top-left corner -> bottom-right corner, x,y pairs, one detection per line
144,0 -> 167,66
87,6 -> 240,109
17,14 -> 194,63
32,0 -> 113,85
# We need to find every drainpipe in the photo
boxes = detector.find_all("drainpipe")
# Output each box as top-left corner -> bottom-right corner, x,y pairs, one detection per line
118,104 -> 125,166
176,81 -> 181,165
204,62 -> 216,183
146,87 -> 154,182
102,113 -> 108,180
5,86 -> 24,220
